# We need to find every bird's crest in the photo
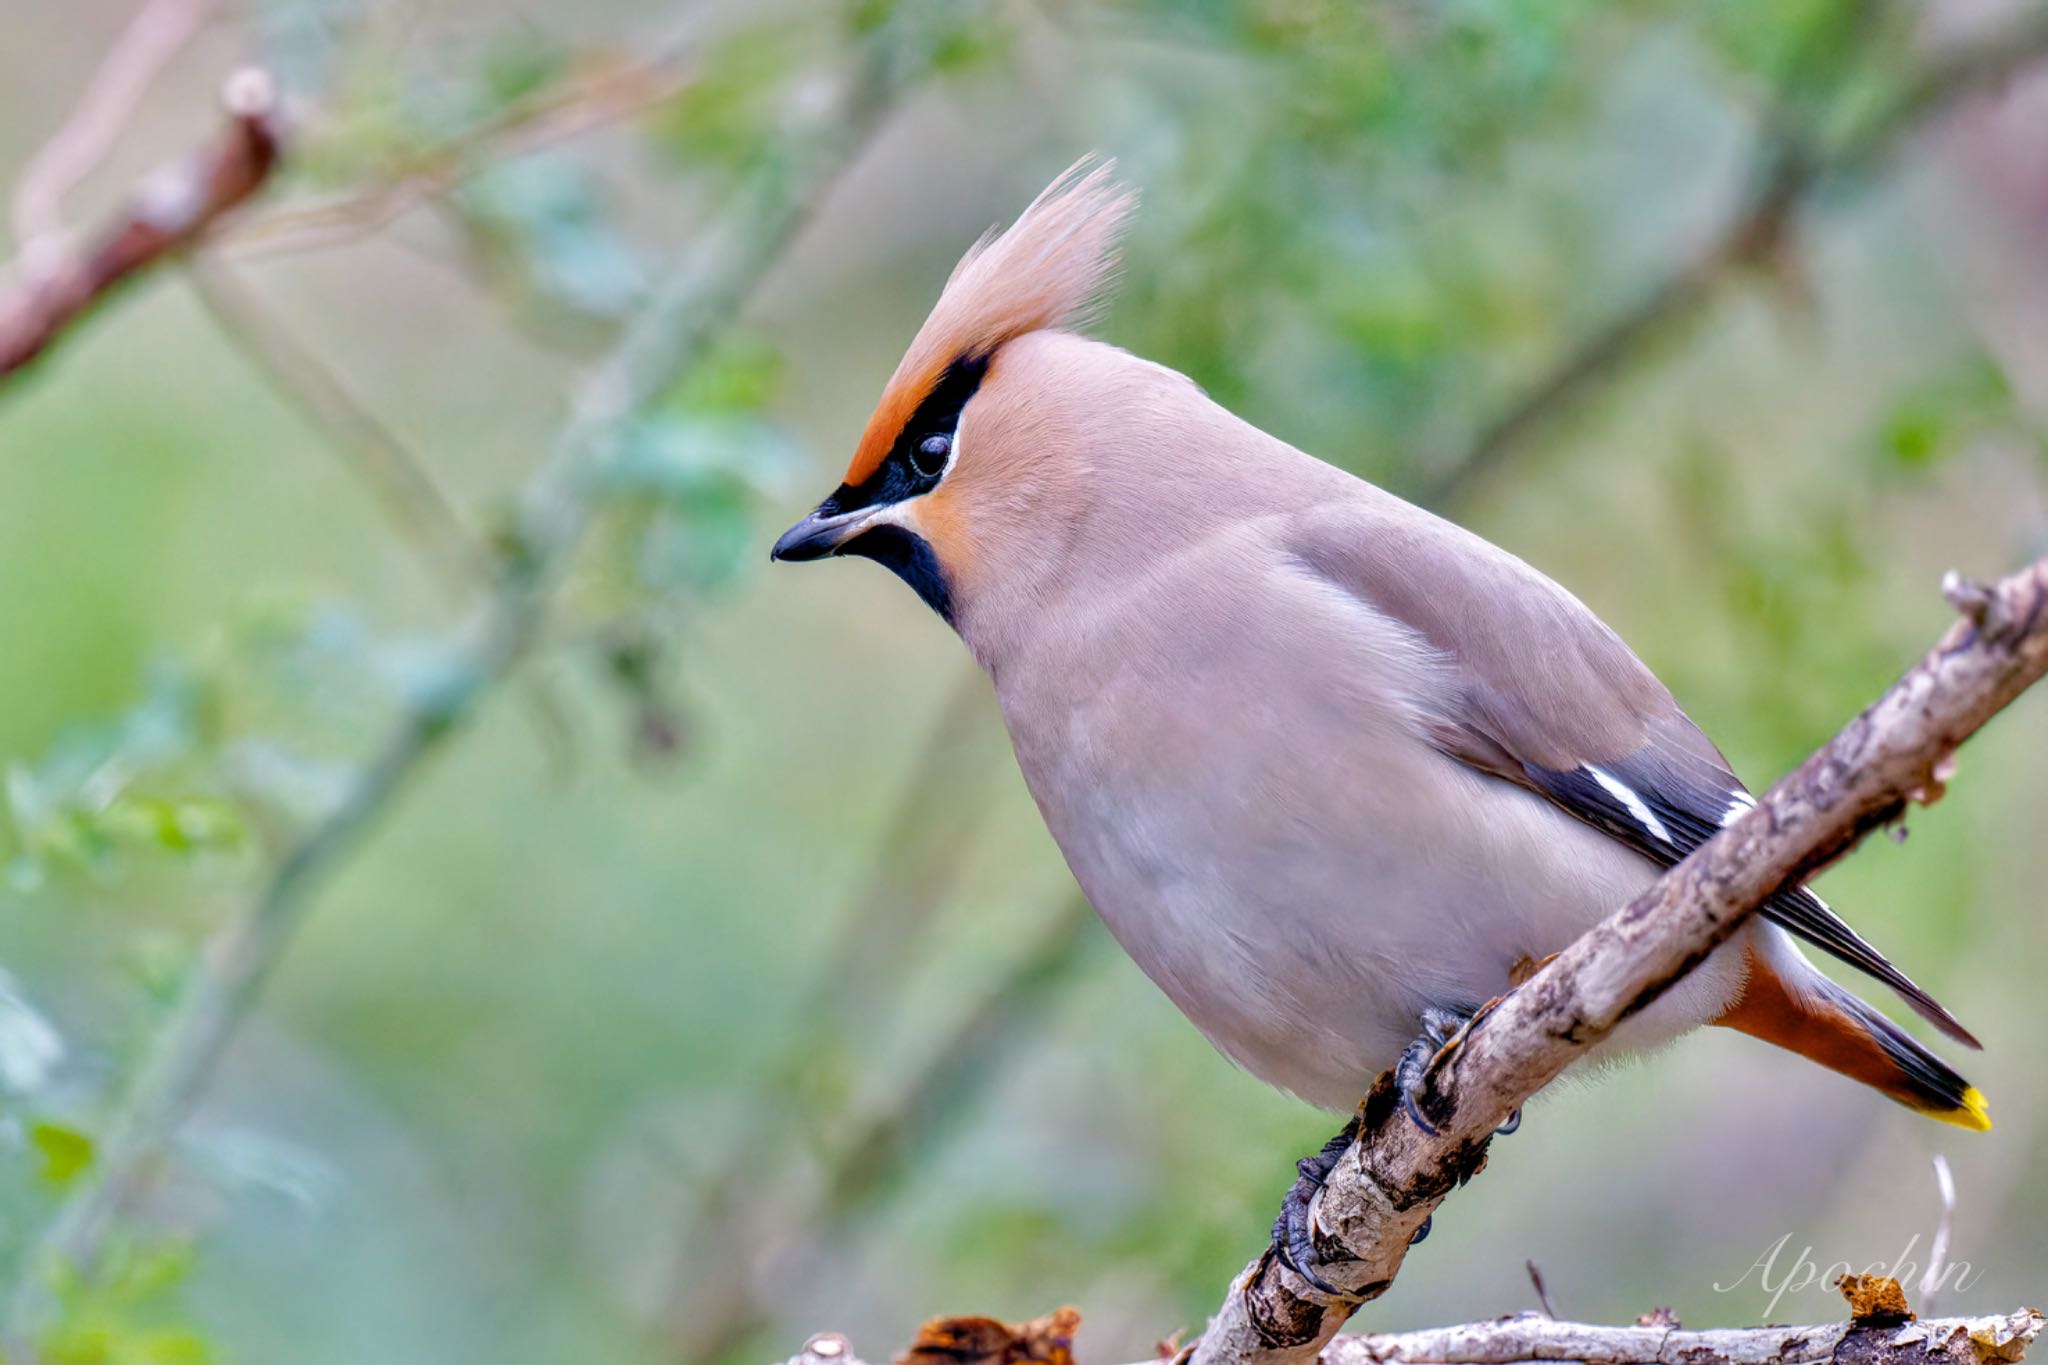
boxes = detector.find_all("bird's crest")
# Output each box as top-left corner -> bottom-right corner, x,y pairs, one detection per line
844,156 -> 1134,485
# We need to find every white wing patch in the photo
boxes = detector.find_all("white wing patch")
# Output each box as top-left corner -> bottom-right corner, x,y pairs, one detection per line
1584,765 -> 1673,846
1721,791 -> 1758,827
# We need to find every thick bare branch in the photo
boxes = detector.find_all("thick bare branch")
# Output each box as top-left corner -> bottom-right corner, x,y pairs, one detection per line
777,1310 -> 2045,1365
0,67 -> 281,386
1185,559 -> 2048,1365
1321,1310 -> 2045,1365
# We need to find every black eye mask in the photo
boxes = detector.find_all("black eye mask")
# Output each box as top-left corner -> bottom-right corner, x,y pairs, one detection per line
819,353 -> 990,518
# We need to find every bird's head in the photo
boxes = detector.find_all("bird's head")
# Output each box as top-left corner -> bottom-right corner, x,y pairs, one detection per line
771,157 -> 1142,639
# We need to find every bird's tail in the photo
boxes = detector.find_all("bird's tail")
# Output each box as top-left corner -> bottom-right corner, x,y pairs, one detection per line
1717,943 -> 1990,1131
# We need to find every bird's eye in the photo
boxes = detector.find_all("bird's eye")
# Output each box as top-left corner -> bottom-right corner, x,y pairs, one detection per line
909,433 -> 951,479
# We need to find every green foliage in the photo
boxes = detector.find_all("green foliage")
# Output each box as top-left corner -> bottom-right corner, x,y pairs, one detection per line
456,155 -> 653,321
29,1123 -> 93,1187
2,665 -> 241,889
475,29 -> 572,110
38,1241 -> 211,1365
587,333 -> 801,602
1877,354 -> 2017,473
652,26 -> 814,172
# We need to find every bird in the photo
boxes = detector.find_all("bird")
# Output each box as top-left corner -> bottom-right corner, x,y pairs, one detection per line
770,156 -> 1987,1281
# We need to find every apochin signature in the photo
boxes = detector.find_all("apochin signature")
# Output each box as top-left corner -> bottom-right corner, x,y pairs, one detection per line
1715,1233 -> 1982,1319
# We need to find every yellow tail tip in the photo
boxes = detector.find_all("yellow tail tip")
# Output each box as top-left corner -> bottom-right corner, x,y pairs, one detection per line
1923,1086 -> 1993,1132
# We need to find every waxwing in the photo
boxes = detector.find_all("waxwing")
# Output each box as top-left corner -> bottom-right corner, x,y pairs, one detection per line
772,159 -> 1988,1256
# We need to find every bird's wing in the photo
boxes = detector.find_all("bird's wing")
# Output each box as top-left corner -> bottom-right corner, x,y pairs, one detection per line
1288,498 -> 1978,1048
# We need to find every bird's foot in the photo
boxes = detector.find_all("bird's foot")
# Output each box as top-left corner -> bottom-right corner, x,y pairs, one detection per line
1271,1106 -> 1443,1297
1391,1001 -> 1525,1137
1270,1001 -> 1522,1295
1271,1112 -> 1362,1298
1394,1005 -> 1475,1136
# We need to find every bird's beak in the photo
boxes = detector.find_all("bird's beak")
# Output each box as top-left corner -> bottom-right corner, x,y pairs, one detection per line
770,504 -> 874,563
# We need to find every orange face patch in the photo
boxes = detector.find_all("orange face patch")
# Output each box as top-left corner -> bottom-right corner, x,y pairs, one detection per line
844,353 -> 949,487
901,480 -> 977,585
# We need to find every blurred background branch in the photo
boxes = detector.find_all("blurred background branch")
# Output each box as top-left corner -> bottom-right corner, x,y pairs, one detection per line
184,259 -> 486,595
0,65 -> 280,383
217,43 -> 696,260
1424,0 -> 2048,506
9,0 -> 219,259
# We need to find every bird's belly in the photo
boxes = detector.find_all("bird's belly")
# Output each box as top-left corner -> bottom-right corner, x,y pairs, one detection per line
1009,710 -> 1744,1112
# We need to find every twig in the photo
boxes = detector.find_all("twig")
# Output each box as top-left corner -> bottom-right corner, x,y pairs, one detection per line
1523,1263 -> 1556,1321
1419,4 -> 2048,507
216,46 -> 693,259
0,67 -> 282,386
0,19 -> 927,1348
1188,553 -> 2048,1364
800,668 -> 1002,1037
182,259 -> 487,594
184,258 -> 580,772
10,0 -> 218,256
1919,1155 -> 1958,1317
666,668 -> 1000,1319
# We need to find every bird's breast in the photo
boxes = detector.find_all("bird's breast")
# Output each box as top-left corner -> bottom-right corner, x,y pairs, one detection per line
983,532 -> 1700,1108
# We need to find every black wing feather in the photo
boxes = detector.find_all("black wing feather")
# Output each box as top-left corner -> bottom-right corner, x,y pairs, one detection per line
1522,747 -> 1980,1050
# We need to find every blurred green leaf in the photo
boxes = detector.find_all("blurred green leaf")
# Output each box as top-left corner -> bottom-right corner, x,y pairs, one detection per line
649,24 -> 811,170
40,1238 -> 211,1365
1875,353 -> 2016,475
457,155 -> 652,319
94,798 -> 245,856
31,1122 -> 94,1187
667,333 -> 787,416
478,28 -> 570,108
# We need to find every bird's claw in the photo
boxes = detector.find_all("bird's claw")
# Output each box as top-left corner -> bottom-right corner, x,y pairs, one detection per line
1271,1115 -> 1360,1298
1395,1005 -> 1470,1136
1270,1005 -> 1515,1297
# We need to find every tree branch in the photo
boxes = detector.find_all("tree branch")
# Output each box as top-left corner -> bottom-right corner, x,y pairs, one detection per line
0,67 -> 281,386
1320,1310 -> 2045,1365
1419,3 -> 2048,506
9,0 -> 218,254
776,1307 -> 2045,1365
215,44 -> 693,259
182,259 -> 488,596
1185,556 -> 2048,1363
183,257 -> 581,772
